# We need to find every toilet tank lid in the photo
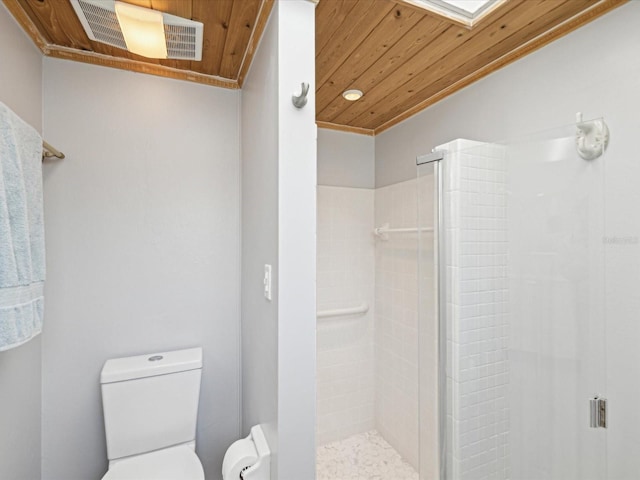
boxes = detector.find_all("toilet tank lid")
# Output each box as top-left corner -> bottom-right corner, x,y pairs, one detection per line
101,347 -> 203,384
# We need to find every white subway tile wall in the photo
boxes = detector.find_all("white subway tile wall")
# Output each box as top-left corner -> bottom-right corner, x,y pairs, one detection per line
441,140 -> 509,480
374,179 -> 421,469
317,179 -> 438,475
317,186 -> 376,445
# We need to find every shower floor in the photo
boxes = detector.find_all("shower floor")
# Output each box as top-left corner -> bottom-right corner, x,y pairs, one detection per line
316,430 -> 419,480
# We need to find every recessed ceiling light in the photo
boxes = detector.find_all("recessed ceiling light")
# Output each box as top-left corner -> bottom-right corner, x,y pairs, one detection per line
343,89 -> 363,101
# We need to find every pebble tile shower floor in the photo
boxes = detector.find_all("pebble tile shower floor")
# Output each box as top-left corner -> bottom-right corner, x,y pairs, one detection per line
316,430 -> 419,480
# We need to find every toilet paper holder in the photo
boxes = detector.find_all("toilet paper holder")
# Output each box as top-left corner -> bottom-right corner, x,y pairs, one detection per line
222,424 -> 271,480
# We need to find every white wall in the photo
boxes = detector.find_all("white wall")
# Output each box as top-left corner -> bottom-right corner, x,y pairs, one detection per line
316,131 -> 377,445
376,3 -> 640,477
0,5 -> 43,480
374,178 -> 421,469
241,1 -> 317,478
316,186 -> 375,445
41,58 -> 241,480
318,129 -> 374,188
276,2 -> 317,478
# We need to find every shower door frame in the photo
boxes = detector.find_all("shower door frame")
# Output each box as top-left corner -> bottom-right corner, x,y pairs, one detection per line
416,150 -> 447,480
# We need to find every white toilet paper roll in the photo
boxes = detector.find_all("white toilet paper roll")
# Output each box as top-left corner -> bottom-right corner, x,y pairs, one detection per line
222,437 -> 258,480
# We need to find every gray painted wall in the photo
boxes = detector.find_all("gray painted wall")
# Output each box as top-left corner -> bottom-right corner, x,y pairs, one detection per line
318,129 -> 374,188
375,3 -> 640,477
240,4 -> 280,478
0,5 -> 43,480
41,58 -> 241,480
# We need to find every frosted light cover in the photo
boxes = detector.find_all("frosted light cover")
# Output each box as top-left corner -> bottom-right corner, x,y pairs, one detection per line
115,1 -> 167,59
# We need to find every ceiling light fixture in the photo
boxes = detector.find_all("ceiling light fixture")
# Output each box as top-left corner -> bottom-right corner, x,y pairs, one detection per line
343,89 -> 364,101
70,0 -> 204,61
115,1 -> 167,59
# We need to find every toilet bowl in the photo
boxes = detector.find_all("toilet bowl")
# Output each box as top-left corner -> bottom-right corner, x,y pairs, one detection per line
99,348 -> 205,480
102,444 -> 204,480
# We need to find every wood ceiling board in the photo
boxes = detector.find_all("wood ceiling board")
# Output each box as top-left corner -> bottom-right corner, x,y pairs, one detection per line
151,0 -> 192,17
191,0 -> 234,76
315,0 -> 361,56
4,0 -> 264,84
13,0 -> 57,45
349,0 -> 581,128
316,0 -> 396,87
218,0 -> 261,79
5,0 -> 625,131
237,0 -> 275,86
316,19 -> 450,122
361,0 -> 596,129
319,20 -> 473,123
374,0 -> 627,134
3,0 -> 49,51
315,2 -> 423,101
327,0 -> 525,126
316,15 -> 452,121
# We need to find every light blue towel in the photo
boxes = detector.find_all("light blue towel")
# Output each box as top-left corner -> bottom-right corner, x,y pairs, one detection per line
0,101 -> 45,351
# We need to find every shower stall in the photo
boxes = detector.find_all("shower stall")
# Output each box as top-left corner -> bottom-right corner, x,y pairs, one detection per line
316,116 -> 609,479
420,117 -> 609,480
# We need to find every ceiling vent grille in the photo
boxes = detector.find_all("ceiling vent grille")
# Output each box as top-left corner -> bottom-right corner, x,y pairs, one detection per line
76,0 -> 127,50
70,0 -> 203,61
164,24 -> 198,60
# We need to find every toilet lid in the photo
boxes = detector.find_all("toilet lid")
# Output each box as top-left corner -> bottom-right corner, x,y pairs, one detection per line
102,445 -> 205,480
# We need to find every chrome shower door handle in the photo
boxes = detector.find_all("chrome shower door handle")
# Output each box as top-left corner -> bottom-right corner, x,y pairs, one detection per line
590,396 -> 607,428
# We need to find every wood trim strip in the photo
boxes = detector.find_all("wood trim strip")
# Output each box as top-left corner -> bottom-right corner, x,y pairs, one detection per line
2,0 -> 49,53
47,45 -> 240,89
237,0 -> 275,87
374,0 -> 627,135
316,121 -> 375,136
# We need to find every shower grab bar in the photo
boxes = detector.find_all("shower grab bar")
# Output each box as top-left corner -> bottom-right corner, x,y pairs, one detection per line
317,303 -> 369,319
374,224 -> 434,238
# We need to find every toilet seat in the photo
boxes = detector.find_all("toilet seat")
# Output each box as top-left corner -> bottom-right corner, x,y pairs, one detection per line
102,445 -> 205,480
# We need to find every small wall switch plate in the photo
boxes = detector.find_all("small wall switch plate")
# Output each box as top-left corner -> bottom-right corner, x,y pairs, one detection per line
264,264 -> 272,301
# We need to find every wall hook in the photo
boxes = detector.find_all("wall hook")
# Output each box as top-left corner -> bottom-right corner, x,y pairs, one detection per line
292,82 -> 309,109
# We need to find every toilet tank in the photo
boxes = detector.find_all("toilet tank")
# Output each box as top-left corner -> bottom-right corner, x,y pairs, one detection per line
101,347 -> 203,461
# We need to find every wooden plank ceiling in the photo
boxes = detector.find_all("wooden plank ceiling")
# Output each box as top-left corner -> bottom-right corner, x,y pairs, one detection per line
3,0 -> 625,134
3,0 -> 272,88
316,0 -> 625,134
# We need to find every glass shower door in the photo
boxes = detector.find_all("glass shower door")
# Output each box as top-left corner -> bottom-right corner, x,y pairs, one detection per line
420,121 -> 608,480
502,126 -> 607,480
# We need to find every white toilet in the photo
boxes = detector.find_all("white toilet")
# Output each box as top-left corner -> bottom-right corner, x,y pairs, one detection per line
100,347 -> 205,480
